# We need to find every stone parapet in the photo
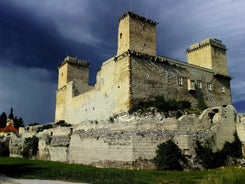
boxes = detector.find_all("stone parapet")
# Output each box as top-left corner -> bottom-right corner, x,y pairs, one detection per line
186,38 -> 226,53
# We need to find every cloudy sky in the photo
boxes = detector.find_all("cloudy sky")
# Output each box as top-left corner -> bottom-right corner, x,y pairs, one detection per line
0,0 -> 245,125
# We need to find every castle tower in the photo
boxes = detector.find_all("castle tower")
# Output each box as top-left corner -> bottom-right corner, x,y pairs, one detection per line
57,56 -> 89,89
55,56 -> 89,121
117,12 -> 158,56
186,38 -> 228,75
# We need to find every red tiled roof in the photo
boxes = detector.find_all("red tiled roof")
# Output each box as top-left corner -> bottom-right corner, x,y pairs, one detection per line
0,125 -> 19,133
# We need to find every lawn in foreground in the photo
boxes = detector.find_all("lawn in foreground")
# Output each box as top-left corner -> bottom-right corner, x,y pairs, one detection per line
1,157 -> 245,184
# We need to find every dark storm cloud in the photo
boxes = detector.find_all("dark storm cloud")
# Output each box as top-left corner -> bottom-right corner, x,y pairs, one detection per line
0,0 -> 245,124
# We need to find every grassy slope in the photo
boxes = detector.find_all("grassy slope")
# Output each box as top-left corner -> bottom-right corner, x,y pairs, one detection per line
1,157 -> 245,184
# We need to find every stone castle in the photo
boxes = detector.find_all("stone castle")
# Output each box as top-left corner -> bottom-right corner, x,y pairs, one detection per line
55,11 -> 232,124
5,12 -> 244,170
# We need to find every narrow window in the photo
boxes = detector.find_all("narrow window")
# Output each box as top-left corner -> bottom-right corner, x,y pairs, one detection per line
197,80 -> 202,89
187,79 -> 195,91
207,83 -> 213,91
178,76 -> 183,86
120,33 -> 122,39
221,86 -> 225,93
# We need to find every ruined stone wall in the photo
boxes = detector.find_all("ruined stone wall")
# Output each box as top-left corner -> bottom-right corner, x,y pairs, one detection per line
68,132 -> 133,165
8,105 -> 239,169
130,55 -> 231,108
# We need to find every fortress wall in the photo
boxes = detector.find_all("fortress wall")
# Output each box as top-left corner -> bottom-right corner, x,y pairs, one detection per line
58,63 -> 68,89
187,45 -> 212,70
66,63 -> 89,85
63,56 -> 131,124
8,105 -> 238,169
209,105 -> 236,150
65,89 -> 114,124
55,87 -> 67,121
114,56 -> 131,113
130,56 -> 231,108
48,146 -> 68,162
72,79 -> 94,96
68,133 -> 134,165
129,16 -> 156,56
132,134 -> 168,160
187,39 -> 228,75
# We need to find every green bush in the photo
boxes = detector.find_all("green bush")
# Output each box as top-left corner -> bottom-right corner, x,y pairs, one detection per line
0,141 -> 9,157
195,141 -> 225,169
37,124 -> 53,132
195,132 -> 243,169
222,132 -> 242,158
155,140 -> 185,170
21,136 -> 39,158
130,95 -> 191,117
55,120 -> 72,127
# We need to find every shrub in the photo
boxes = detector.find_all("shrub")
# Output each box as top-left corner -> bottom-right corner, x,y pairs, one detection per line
28,122 -> 40,126
195,132 -> 243,169
37,124 -> 53,132
55,120 -> 72,127
155,140 -> 185,170
0,141 -> 9,157
21,136 -> 39,158
222,132 -> 242,158
130,95 -> 191,117
195,141 -> 225,169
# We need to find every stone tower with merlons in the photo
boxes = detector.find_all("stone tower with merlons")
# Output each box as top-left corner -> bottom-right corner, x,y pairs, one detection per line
117,12 -> 157,56
186,38 -> 228,76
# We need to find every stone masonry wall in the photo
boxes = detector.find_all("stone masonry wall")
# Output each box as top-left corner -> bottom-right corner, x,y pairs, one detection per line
186,38 -> 228,75
9,105 -> 240,169
130,55 -> 231,108
117,12 -> 157,56
60,56 -> 131,124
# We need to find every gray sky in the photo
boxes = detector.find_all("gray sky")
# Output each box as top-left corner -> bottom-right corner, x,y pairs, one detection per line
0,0 -> 244,124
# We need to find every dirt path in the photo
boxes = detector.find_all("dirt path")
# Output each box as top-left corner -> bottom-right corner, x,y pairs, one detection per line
0,175 -> 88,184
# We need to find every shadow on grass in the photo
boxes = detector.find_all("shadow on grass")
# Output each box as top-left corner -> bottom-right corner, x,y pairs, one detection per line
0,163 -> 44,178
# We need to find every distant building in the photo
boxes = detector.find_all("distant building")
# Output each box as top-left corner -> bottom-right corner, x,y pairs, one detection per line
55,12 -> 232,124
0,119 -> 19,136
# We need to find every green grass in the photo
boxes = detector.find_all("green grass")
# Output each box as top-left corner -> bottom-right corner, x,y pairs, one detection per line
1,157 -> 245,184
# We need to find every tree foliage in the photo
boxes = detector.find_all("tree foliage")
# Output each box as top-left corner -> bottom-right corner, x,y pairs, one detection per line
155,140 -> 185,170
8,108 -> 14,119
0,141 -> 9,157
21,136 -> 39,158
14,116 -> 24,128
0,112 -> 7,128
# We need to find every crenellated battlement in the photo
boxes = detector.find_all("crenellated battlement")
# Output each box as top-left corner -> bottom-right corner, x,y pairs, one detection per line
119,11 -> 158,26
186,38 -> 226,53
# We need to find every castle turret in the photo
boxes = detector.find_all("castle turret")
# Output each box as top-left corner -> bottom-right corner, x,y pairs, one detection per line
117,12 -> 158,56
55,56 -> 90,121
186,38 -> 228,75
57,56 -> 89,89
